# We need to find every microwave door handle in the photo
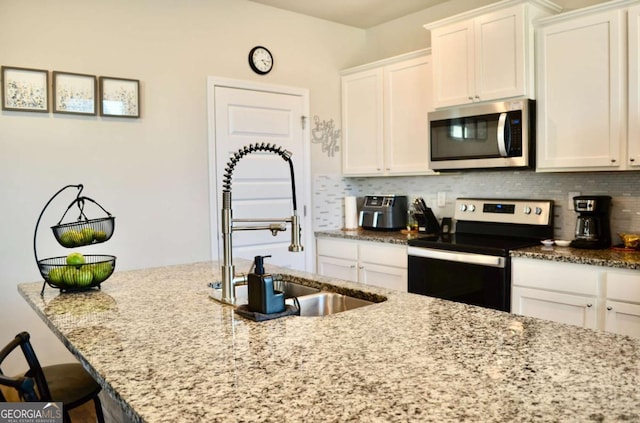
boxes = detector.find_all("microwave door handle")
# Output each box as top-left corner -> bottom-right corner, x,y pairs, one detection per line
497,112 -> 508,157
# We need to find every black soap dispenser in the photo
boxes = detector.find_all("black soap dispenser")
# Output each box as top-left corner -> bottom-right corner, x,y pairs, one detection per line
248,255 -> 285,314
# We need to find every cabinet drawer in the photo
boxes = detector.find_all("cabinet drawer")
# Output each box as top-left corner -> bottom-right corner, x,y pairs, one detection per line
606,270 -> 640,303
316,238 -> 358,260
511,258 -> 599,295
358,242 -> 407,268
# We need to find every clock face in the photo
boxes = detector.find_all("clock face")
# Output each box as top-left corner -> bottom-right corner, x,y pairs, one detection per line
249,46 -> 273,75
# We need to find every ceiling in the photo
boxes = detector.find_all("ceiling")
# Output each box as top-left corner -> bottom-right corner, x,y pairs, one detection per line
248,0 -> 452,29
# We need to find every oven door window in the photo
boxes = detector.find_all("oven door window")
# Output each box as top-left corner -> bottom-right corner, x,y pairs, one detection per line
408,255 -> 509,312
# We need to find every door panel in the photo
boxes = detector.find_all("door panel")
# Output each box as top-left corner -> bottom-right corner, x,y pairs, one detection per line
213,85 -> 308,271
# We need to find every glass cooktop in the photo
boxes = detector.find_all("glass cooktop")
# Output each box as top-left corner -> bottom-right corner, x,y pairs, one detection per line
408,233 -> 542,257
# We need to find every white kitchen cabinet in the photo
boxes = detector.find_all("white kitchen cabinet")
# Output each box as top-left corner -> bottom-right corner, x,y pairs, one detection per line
603,270 -> 640,337
512,286 -> 598,329
341,50 -> 434,176
512,257 -> 640,337
628,4 -> 640,168
316,237 -> 407,292
425,0 -> 560,109
536,0 -> 640,172
511,257 -> 599,329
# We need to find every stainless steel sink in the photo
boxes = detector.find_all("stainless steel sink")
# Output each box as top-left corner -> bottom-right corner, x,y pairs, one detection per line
210,277 -> 380,316
289,292 -> 374,317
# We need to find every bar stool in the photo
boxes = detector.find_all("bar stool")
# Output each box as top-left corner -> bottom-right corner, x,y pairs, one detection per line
0,332 -> 105,423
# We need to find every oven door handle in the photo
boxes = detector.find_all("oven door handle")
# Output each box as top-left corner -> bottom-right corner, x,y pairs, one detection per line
408,247 -> 505,268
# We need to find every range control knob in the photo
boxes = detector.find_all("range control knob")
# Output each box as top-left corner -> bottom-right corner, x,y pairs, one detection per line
524,206 -> 532,215
460,204 -> 467,212
535,207 -> 543,215
468,204 -> 476,212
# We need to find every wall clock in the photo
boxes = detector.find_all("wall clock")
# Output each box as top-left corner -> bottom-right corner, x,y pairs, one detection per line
249,46 -> 273,75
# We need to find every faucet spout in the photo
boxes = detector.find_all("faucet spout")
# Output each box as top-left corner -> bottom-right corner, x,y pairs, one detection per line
213,143 -> 304,306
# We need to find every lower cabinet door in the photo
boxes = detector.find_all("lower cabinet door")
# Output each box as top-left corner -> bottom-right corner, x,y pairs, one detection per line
316,256 -> 358,282
359,263 -> 407,292
604,300 -> 640,338
512,286 -> 598,330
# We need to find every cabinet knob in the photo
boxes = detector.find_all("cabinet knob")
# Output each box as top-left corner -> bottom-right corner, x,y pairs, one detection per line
607,306 -> 613,311
350,265 -> 356,269
631,158 -> 636,162
468,96 -> 474,100
586,303 -> 593,308
474,95 -> 480,100
611,159 -> 616,163
358,266 -> 364,270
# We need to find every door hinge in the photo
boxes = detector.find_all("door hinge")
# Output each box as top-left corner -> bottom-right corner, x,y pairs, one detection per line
304,205 -> 307,217
301,116 -> 307,130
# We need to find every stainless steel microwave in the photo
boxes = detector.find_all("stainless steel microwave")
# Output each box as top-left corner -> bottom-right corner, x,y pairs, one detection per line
428,99 -> 535,171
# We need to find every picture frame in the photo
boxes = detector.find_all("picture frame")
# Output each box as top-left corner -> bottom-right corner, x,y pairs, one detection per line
99,76 -> 140,118
53,71 -> 97,115
1,66 -> 49,112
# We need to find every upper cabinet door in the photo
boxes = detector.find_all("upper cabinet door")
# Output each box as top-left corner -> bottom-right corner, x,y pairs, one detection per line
341,50 -> 435,177
536,8 -> 624,171
628,4 -> 640,168
341,69 -> 384,175
430,19 -> 475,108
384,55 -> 433,175
474,5 -> 525,101
426,0 -> 560,109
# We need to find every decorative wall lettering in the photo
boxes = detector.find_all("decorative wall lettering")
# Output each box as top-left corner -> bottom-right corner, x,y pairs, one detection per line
311,115 -> 340,157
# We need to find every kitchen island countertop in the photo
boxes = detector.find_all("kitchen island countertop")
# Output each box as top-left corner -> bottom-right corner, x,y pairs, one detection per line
18,261 -> 639,422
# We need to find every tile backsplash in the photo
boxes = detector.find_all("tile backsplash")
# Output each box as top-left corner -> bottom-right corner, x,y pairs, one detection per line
313,171 -> 640,243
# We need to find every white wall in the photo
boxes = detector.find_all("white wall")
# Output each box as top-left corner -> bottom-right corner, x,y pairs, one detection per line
0,0 -> 365,367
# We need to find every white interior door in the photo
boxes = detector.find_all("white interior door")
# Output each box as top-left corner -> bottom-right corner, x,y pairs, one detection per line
210,81 -> 310,271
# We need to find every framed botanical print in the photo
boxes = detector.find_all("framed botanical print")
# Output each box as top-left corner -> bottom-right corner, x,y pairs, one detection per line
1,66 -> 49,112
53,71 -> 97,115
99,76 -> 140,118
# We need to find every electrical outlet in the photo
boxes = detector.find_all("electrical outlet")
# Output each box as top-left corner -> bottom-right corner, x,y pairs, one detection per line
437,192 -> 446,207
568,191 -> 581,211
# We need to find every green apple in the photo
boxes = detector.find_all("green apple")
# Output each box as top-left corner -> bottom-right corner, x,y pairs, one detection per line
48,267 -> 65,284
92,262 -> 113,282
80,227 -> 94,244
62,268 -> 78,286
59,231 -> 75,247
76,269 -> 94,287
93,230 -> 107,242
68,230 -> 84,246
66,252 -> 86,268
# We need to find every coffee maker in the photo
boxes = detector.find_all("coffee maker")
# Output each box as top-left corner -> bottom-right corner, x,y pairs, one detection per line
570,195 -> 612,249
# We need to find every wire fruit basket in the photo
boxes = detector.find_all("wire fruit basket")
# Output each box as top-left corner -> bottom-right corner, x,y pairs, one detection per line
38,255 -> 116,292
34,184 -> 117,295
51,198 -> 115,247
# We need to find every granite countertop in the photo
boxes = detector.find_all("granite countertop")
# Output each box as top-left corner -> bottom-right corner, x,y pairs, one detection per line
512,245 -> 640,270
315,228 -> 419,245
19,261 -> 639,422
316,229 -> 640,269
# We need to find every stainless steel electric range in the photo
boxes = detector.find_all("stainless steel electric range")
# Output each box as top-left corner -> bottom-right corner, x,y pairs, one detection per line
407,198 -> 554,312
